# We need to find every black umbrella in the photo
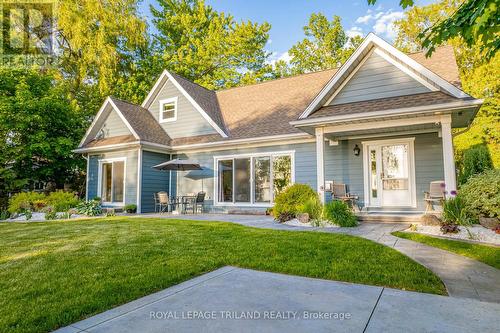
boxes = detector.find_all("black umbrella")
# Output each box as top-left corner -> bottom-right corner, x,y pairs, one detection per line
152,159 -> 202,171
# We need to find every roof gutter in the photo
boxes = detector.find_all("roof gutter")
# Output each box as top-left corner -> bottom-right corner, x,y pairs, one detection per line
73,141 -> 172,154
290,99 -> 483,127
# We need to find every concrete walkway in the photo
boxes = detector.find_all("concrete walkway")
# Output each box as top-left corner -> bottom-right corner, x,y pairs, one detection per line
55,267 -> 500,333
141,214 -> 500,303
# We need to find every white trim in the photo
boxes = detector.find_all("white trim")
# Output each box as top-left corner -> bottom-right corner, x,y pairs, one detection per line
73,141 -> 172,154
78,97 -> 140,147
136,148 -> 143,213
159,97 -> 178,123
373,48 -> 438,92
213,150 -> 295,207
291,99 -> 483,127
141,70 -> 228,138
300,33 -> 470,119
324,48 -> 374,106
85,154 -> 89,201
362,137 -> 416,208
315,127 -> 325,203
440,115 -> 457,196
173,133 -> 313,151
97,157 -> 127,206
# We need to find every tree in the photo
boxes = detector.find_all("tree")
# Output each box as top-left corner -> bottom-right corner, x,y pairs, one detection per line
56,0 -> 147,97
393,0 -> 500,168
368,0 -> 499,59
0,67 -> 86,206
151,0 -> 272,90
288,14 -> 358,74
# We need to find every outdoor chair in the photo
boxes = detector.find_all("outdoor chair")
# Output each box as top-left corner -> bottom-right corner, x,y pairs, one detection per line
182,192 -> 205,214
153,192 -> 161,213
424,181 -> 446,213
332,183 -> 360,211
157,191 -> 173,213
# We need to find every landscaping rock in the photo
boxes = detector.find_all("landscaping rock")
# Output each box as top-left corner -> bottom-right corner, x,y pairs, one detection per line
297,213 -> 309,223
420,214 -> 441,226
479,216 -> 500,230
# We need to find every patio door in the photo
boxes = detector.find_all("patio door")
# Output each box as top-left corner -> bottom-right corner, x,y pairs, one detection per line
364,139 -> 415,207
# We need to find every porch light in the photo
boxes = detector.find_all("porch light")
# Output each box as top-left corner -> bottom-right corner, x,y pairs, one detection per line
353,144 -> 361,156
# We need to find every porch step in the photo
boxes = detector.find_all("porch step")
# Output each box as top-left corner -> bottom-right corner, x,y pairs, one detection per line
356,213 -> 422,223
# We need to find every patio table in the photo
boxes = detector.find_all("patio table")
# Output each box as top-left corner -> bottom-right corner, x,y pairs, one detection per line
172,196 -> 196,214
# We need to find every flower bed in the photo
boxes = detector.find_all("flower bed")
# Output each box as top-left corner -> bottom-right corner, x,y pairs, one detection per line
406,224 -> 500,246
5,212 -> 85,222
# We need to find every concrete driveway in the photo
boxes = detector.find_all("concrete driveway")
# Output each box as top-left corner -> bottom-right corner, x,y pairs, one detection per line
55,267 -> 500,333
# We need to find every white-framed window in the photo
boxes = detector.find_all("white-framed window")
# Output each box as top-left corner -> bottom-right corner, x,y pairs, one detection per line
159,97 -> 178,123
214,151 -> 294,206
98,157 -> 126,204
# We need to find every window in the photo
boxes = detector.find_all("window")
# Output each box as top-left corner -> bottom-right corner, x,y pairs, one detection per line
99,159 -> 125,203
215,152 -> 293,205
159,97 -> 177,122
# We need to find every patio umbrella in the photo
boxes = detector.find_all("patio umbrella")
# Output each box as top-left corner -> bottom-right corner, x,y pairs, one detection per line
152,159 -> 202,171
185,168 -> 213,192
152,159 -> 203,204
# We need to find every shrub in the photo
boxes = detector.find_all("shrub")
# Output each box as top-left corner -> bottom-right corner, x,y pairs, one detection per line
460,169 -> 500,219
76,200 -> 102,216
440,223 -> 460,234
46,191 -> 80,212
273,184 -> 318,219
0,211 -> 10,220
44,208 -> 57,220
124,204 -> 137,213
24,210 -> 32,220
33,199 -> 47,212
275,211 -> 295,223
323,200 -> 358,227
298,197 -> 323,221
442,196 -> 473,226
59,211 -> 72,219
459,145 -> 493,184
8,192 -> 45,214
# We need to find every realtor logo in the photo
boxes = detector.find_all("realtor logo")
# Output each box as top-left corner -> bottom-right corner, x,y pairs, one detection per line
0,0 -> 56,65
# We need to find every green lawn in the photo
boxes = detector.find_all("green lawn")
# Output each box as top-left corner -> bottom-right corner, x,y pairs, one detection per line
1,218 -> 445,333
393,231 -> 500,269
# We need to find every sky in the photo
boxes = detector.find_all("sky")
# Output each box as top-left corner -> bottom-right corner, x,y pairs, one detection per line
138,0 -> 435,64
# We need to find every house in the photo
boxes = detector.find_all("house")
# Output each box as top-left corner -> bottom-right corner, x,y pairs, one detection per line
74,33 -> 482,214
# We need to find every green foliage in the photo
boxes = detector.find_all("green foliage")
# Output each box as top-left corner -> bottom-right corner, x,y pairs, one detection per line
460,169 -> 500,218
45,207 -> 57,221
298,197 -> 323,221
458,145 -> 494,184
8,192 -> 46,214
323,200 -> 358,227
287,14 -> 359,75
124,204 -> 137,213
273,184 -> 318,218
59,211 -> 72,220
151,0 -> 272,89
442,196 -> 473,226
76,201 -> 102,217
0,210 -> 10,220
46,191 -> 80,212
0,68 -> 86,203
24,210 -> 32,221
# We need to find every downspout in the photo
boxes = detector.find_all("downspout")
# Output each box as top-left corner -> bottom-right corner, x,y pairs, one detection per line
137,148 -> 143,214
84,154 -> 89,201
169,153 -> 172,196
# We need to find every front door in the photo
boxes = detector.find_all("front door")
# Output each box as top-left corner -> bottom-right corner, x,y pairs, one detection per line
364,139 -> 415,207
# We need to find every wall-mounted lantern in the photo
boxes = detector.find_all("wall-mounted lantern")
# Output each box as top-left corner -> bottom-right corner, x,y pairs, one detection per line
353,144 -> 361,156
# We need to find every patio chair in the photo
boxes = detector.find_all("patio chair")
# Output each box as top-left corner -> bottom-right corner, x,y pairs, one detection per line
157,191 -> 173,213
332,183 -> 360,211
424,181 -> 446,213
153,192 -> 161,213
182,192 -> 206,214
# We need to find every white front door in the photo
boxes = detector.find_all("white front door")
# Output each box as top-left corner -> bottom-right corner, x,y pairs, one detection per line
364,138 -> 415,207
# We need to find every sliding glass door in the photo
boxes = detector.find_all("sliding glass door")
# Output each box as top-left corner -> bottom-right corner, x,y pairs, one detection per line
216,153 -> 292,205
100,160 -> 125,203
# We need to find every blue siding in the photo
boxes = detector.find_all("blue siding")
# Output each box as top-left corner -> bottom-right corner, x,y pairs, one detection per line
86,150 -> 138,207
140,151 -> 171,213
324,132 -> 444,211
173,142 -> 316,212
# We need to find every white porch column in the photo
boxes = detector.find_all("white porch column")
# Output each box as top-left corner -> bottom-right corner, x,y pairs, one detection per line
315,127 -> 325,203
441,115 -> 457,197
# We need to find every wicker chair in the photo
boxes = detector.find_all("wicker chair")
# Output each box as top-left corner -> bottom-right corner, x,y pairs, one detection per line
157,191 -> 173,213
332,183 -> 360,211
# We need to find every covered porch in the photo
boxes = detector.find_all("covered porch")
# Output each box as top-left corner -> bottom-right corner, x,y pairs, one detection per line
303,114 -> 460,212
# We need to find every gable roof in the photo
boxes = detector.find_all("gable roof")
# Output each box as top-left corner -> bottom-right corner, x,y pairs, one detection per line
299,33 -> 470,119
78,35 -> 474,150
142,70 -> 228,137
78,97 -> 171,148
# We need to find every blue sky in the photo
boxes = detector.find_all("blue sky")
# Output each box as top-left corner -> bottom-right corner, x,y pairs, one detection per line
139,0 -> 434,63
